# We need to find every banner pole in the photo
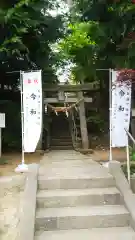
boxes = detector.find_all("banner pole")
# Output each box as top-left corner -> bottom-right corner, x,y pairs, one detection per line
15,71 -> 28,173
109,68 -> 113,162
20,71 -> 25,165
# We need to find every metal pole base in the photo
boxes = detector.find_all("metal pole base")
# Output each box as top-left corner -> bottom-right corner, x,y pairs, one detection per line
15,163 -> 28,173
102,161 -> 109,168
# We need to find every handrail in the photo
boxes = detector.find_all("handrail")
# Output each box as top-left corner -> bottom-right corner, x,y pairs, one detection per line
124,128 -> 135,145
124,128 -> 135,186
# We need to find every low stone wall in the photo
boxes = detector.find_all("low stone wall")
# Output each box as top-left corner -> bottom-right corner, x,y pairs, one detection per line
19,164 -> 38,240
0,174 -> 26,240
109,161 -> 135,231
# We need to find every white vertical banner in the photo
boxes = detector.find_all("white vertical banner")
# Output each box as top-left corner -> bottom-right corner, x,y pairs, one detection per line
111,70 -> 131,147
22,70 -> 42,152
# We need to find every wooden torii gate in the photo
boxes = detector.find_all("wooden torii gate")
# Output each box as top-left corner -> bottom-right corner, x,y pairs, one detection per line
41,82 -> 99,149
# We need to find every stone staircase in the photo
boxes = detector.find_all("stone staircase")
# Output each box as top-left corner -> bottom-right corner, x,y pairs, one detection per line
34,151 -> 135,239
50,112 -> 73,150
50,135 -> 73,150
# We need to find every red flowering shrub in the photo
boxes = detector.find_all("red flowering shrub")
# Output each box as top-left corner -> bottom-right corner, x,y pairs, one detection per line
116,69 -> 135,83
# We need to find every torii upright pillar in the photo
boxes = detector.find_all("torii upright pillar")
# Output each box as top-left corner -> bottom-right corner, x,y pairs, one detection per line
78,91 -> 89,149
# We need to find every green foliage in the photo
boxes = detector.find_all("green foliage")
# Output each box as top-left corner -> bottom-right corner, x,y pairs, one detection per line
122,163 -> 135,178
0,157 -> 8,165
58,0 -> 135,82
59,22 -> 96,56
58,22 -> 99,82
0,0 -> 69,151
87,114 -> 105,133
121,146 -> 135,178
129,146 -> 135,161
0,0 -> 65,86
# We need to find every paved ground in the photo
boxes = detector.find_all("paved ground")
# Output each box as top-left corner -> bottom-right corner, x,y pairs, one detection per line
0,148 -> 126,176
0,152 -> 42,176
91,148 -> 127,162
0,175 -> 26,240
39,150 -> 113,183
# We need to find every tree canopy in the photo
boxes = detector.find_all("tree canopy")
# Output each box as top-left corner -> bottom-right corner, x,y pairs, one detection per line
1,0 -> 135,86
0,0 -> 65,88
58,0 -> 135,83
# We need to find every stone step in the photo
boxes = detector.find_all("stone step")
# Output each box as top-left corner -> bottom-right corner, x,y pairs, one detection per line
51,143 -> 73,147
50,141 -> 72,144
51,136 -> 72,140
51,146 -> 73,150
39,159 -> 94,166
51,135 -> 71,139
51,141 -> 73,146
39,160 -> 98,170
35,227 -> 135,240
35,205 -> 130,231
38,175 -> 115,190
39,159 -> 95,167
39,157 -> 93,166
36,187 -> 121,208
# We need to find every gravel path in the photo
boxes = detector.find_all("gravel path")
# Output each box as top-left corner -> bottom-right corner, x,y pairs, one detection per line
0,175 -> 26,240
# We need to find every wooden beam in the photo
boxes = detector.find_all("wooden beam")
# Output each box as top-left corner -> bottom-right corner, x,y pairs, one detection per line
44,97 -> 92,103
78,92 -> 89,149
43,82 -> 99,92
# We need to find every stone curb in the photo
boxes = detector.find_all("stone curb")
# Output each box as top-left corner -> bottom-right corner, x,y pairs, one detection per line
109,161 -> 135,230
18,163 -> 39,240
